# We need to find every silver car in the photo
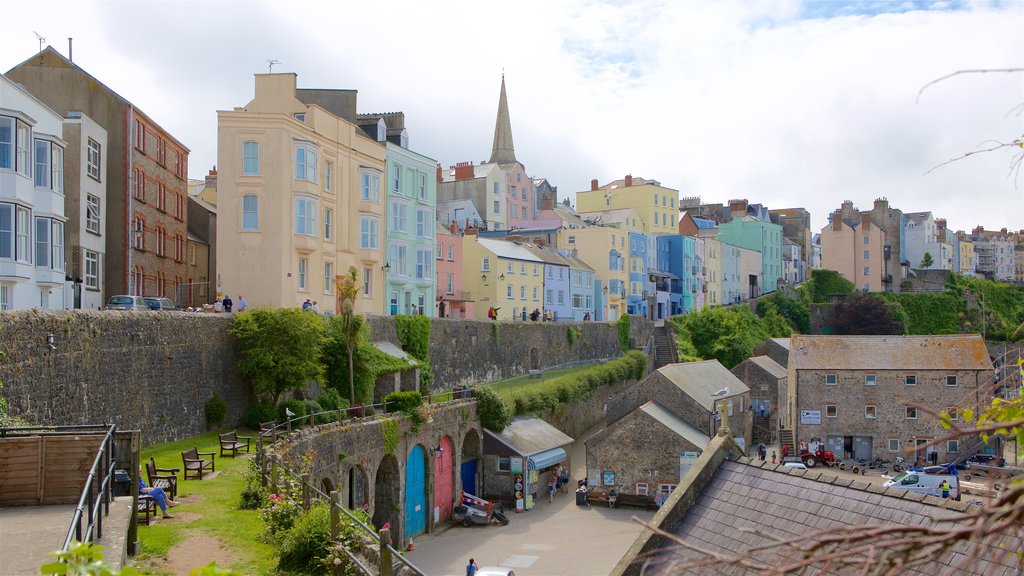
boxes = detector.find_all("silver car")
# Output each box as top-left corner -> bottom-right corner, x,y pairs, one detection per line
106,295 -> 149,311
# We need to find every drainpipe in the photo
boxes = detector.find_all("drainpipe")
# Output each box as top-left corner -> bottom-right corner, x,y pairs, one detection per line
127,105 -> 134,294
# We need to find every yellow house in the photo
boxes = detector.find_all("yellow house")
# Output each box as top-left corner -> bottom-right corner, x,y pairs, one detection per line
556,226 -> 629,320
957,233 -> 976,277
575,175 -> 678,235
217,73 -> 387,314
462,234 -> 545,321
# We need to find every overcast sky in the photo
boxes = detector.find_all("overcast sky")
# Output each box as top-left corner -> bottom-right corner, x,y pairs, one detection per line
4,0 -> 1022,234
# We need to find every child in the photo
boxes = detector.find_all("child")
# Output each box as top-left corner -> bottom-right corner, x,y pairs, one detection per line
771,450 -> 777,464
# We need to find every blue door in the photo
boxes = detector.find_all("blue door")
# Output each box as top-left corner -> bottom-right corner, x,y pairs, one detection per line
461,459 -> 477,496
405,445 -> 427,538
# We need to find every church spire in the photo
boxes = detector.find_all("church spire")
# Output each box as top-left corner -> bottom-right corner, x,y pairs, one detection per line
488,74 -> 516,165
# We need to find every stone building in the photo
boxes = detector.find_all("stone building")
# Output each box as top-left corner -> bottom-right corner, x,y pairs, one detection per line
586,400 -> 709,500
730,355 -> 787,445
607,359 -> 751,451
753,337 -> 790,369
482,418 -> 573,511
8,47 -> 190,300
788,334 -> 992,463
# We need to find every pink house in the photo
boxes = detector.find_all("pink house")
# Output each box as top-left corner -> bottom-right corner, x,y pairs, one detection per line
436,222 -> 473,318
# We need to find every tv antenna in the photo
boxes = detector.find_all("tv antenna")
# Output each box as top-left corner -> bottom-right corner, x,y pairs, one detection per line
267,59 -> 281,73
34,31 -> 46,52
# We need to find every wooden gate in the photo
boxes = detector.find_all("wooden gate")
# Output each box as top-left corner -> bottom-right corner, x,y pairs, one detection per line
0,435 -> 104,506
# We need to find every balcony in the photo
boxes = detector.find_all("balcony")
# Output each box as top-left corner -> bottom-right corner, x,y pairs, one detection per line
883,274 -> 893,283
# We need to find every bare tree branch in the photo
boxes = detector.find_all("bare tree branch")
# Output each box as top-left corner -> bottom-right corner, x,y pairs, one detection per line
916,68 -> 1024,103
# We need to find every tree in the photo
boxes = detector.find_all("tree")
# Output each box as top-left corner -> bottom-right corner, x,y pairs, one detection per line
335,266 -> 362,406
806,269 -> 855,303
921,251 -> 935,268
673,306 -> 788,369
229,308 -> 327,405
830,294 -> 903,335
757,292 -> 810,333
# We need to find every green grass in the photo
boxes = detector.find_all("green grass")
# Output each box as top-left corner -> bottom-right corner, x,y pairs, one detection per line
489,361 -> 602,403
137,429 -> 278,575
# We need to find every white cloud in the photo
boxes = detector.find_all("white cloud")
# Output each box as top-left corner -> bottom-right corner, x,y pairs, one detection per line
3,0 -> 1021,234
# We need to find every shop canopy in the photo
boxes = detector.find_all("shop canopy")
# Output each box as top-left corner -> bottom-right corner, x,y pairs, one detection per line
528,447 -> 568,470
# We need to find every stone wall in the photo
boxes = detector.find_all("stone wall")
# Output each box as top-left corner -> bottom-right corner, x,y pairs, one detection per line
0,311 -> 250,445
366,315 -> 652,389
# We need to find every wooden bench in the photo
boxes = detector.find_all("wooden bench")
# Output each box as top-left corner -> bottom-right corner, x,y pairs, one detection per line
145,457 -> 179,500
587,491 -> 656,510
181,446 -> 215,480
259,421 -> 278,444
218,430 -> 252,458
137,495 -> 157,525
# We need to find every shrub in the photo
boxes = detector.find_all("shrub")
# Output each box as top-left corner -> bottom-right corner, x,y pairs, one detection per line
244,402 -> 278,430
239,458 -> 265,510
278,501 -> 333,573
475,385 -> 511,431
278,399 -> 307,424
384,391 -> 423,414
304,400 -> 324,424
205,394 -> 227,427
317,387 -> 343,411
617,314 -> 631,351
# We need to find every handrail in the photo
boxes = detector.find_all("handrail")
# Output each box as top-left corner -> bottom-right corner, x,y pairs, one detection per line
60,424 -> 117,556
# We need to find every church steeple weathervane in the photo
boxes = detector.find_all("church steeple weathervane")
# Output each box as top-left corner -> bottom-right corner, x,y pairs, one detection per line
488,74 -> 516,165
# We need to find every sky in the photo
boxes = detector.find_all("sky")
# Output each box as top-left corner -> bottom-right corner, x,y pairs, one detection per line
3,0 -> 1023,235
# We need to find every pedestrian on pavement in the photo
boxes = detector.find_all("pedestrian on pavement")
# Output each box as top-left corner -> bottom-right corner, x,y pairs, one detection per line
466,558 -> 478,576
548,476 -> 556,503
771,450 -> 777,464
757,443 -> 766,462
560,466 -> 570,494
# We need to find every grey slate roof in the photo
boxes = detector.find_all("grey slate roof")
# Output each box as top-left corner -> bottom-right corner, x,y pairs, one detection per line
487,417 -> 574,456
654,458 -> 1020,575
747,355 -> 787,379
657,360 -> 750,412
791,334 -> 992,371
639,401 -> 710,449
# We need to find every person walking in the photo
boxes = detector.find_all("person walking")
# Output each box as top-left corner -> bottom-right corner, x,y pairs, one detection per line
548,475 -> 556,503
466,558 -> 478,576
771,450 -> 777,464
757,443 -> 766,462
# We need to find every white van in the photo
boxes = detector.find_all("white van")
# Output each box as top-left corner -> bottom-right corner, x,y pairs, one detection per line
883,471 -> 960,500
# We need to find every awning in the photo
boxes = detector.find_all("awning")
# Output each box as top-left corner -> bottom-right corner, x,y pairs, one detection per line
527,447 -> 567,470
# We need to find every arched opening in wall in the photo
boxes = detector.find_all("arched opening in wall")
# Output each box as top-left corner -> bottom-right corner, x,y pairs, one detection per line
373,455 -> 401,539
530,347 -> 540,370
405,444 -> 428,539
321,477 -> 335,497
348,464 -> 369,510
460,428 -> 481,497
433,436 -> 455,524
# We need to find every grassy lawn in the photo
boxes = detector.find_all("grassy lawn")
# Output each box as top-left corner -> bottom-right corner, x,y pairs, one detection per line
136,429 -> 277,575
488,361 -> 602,403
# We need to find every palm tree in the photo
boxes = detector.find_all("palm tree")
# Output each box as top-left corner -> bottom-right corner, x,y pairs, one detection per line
336,266 -> 362,406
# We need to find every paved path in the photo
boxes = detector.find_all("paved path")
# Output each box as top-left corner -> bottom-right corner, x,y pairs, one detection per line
406,422 -> 656,576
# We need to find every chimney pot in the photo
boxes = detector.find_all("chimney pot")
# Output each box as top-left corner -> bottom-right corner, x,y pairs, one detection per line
625,174 -> 633,187
591,179 -> 598,191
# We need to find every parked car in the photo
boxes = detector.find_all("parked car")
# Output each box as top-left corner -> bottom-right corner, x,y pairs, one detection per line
883,471 -> 960,500
476,568 -> 516,576
965,453 -> 1004,467
106,295 -> 149,311
144,297 -> 179,311
783,462 -> 808,470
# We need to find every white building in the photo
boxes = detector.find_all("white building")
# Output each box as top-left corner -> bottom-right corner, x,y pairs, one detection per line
63,111 -> 108,310
904,211 -> 951,270
1,75 -> 68,310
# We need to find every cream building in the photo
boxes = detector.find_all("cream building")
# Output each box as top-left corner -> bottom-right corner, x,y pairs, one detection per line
556,225 -> 628,320
703,236 -> 722,307
820,212 -> 887,293
461,233 -> 545,321
575,175 -> 679,235
217,73 -> 387,313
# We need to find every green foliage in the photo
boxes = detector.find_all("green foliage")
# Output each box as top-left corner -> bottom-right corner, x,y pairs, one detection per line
318,506 -> 371,574
41,541 -> 244,576
567,325 -> 582,346
324,325 -> 409,407
239,457 -> 266,510
474,385 -> 512,431
757,292 -> 810,333
920,252 -> 934,268
384,391 -> 423,414
831,294 -> 904,335
204,394 -> 227,427
278,501 -> 333,573
948,275 -> 1024,341
617,314 -> 631,351
230,308 -> 327,405
278,399 -> 307,423
506,350 -> 648,416
671,306 -> 780,368
877,292 -> 963,335
806,269 -> 855,303
244,402 -> 278,430
317,387 -> 343,411
394,315 -> 430,361
381,419 -> 399,455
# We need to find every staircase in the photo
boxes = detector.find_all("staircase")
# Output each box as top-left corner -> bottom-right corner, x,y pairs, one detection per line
652,324 -> 677,368
778,428 -> 795,451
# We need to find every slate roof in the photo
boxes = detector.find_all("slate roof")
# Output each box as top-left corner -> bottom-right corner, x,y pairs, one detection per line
639,401 -> 710,449
657,360 -> 750,412
370,342 -> 417,366
476,237 -> 545,263
791,334 -> 991,371
746,355 -> 787,379
486,418 -> 574,455
652,458 -> 1020,575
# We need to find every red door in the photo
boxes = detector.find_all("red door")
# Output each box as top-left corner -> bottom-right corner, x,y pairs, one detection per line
433,437 -> 454,523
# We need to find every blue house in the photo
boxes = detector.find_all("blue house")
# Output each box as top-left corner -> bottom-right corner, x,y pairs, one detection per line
627,231 -> 648,316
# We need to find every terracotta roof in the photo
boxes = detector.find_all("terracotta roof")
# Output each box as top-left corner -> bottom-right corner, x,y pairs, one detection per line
656,360 -> 750,412
790,335 -> 992,371
651,458 -> 1017,575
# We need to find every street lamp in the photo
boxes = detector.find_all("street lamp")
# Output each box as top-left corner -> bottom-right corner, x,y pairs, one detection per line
381,261 -> 391,273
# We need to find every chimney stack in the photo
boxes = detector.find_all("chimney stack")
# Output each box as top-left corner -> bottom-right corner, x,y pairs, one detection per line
624,174 -> 633,187
436,163 -> 442,184
832,211 -> 843,231
205,166 -> 217,189
861,213 -> 871,230
591,179 -> 599,191
454,161 -> 474,181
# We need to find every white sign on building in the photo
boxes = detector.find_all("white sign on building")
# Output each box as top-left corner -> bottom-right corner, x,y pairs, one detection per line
800,410 -> 821,425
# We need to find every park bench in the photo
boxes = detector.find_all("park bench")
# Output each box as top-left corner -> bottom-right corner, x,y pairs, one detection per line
218,430 -> 252,458
145,457 -> 179,500
181,446 -> 215,480
137,495 -> 157,525
259,421 -> 278,444
587,490 -> 656,510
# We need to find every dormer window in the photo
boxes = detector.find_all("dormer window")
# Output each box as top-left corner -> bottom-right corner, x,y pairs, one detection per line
376,119 -> 387,142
